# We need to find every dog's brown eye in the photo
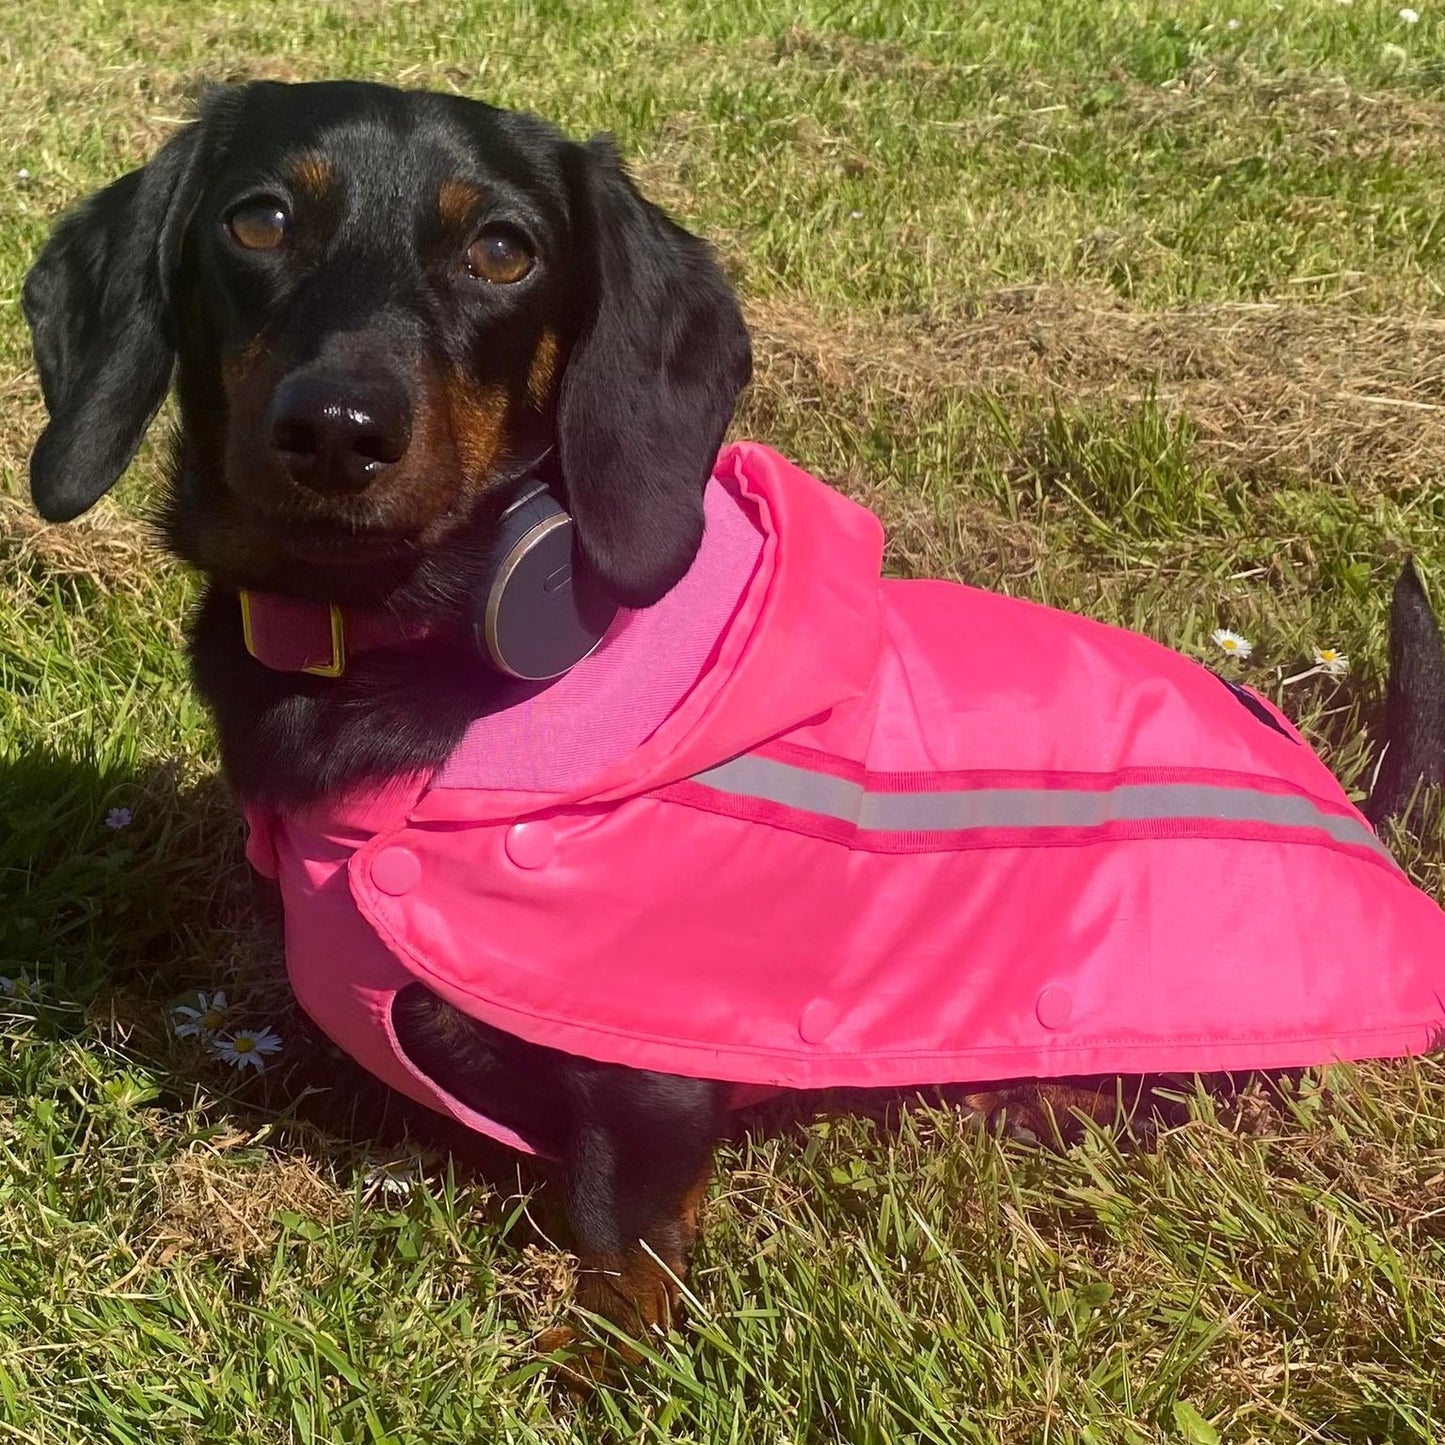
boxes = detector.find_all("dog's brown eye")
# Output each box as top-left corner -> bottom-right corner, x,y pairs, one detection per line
466,228 -> 534,284
226,202 -> 290,251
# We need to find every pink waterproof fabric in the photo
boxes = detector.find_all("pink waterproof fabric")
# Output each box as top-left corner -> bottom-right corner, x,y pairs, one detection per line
432,476 -> 765,793
246,443 -> 1445,1156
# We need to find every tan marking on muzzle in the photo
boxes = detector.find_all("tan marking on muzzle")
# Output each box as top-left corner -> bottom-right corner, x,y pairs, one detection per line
221,333 -> 271,396
442,370 -> 510,486
525,328 -> 560,410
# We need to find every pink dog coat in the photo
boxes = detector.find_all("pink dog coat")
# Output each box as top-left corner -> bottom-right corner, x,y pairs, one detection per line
244,443 -> 1445,1155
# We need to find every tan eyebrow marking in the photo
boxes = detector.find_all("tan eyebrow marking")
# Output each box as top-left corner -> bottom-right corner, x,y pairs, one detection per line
438,177 -> 485,228
287,151 -> 335,200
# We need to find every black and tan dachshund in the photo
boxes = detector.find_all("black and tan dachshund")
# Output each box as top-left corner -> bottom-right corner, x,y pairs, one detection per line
24,78 -> 755,1352
22,79 -> 1445,1358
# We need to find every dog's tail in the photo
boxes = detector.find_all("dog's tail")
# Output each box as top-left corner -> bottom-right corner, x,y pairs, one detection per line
1366,559 -> 1445,826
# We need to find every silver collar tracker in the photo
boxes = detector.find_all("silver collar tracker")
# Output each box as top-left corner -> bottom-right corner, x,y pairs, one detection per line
468,482 -> 619,681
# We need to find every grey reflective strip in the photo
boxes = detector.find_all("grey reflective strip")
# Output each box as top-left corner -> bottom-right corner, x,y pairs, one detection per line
690,754 -> 1391,858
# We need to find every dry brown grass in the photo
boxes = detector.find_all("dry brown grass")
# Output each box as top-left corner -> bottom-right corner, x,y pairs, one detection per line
149,1146 -> 345,1264
0,492 -> 166,598
747,284 -> 1445,489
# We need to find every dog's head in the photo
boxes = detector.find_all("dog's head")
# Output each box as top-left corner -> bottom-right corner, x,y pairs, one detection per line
23,80 -> 751,608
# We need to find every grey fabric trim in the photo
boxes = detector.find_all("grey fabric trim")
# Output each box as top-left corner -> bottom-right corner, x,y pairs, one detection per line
689,754 -> 1389,858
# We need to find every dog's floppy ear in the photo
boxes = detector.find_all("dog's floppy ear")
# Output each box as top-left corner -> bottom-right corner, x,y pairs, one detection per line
556,138 -> 751,608
23,122 -> 207,522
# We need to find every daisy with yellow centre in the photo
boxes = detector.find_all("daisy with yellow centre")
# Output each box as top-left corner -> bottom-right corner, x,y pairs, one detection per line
363,1159 -> 424,1200
212,1027 -> 283,1072
1312,646 -> 1348,677
173,990 -> 228,1039
1211,628 -> 1253,660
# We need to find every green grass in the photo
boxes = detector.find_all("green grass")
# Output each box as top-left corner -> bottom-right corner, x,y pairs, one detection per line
5,0 -> 1445,1439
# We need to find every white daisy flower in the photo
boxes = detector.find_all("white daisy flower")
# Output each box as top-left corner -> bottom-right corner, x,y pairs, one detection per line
17,168 -> 30,180
363,1159 -> 423,1199
212,1027 -> 283,1072
1400,7 -> 1420,23
1313,646 -> 1348,676
105,806 -> 133,830
1226,17 -> 1241,29
173,990 -> 228,1038
1211,628 -> 1253,660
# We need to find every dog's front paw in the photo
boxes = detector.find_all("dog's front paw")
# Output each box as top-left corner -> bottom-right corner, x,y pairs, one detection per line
534,1322 -> 635,1395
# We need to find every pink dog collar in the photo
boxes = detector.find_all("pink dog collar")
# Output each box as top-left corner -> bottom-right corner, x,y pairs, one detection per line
239,589 -> 440,677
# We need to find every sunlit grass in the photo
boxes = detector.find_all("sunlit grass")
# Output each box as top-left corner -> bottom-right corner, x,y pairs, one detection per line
5,1 -> 1445,1439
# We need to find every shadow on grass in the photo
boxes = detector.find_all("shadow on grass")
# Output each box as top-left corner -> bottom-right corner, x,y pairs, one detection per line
0,739 -> 554,1227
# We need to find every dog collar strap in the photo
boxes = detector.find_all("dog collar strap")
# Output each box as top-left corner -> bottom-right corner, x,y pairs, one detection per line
238,589 -> 437,677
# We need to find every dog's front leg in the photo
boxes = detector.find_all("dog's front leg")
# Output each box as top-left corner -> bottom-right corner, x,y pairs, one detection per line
543,1064 -> 729,1357
388,985 -> 726,1362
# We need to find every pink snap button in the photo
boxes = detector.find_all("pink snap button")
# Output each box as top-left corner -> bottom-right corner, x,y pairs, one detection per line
504,822 -> 555,869
798,998 -> 840,1044
1035,986 -> 1073,1030
370,846 -> 421,896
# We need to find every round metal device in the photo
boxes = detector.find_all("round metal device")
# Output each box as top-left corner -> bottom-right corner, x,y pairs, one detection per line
470,485 -> 618,681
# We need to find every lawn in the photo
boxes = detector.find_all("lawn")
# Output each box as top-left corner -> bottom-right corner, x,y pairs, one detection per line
3,1 -> 1445,1439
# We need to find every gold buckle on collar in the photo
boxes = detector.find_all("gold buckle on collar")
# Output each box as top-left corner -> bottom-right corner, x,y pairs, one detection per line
238,589 -> 347,678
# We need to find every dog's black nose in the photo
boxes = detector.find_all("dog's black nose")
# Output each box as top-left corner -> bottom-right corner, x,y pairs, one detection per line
267,373 -> 412,494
